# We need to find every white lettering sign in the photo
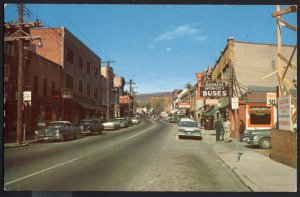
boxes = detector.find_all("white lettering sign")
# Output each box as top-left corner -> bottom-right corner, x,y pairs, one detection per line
231,97 -> 239,109
266,92 -> 277,106
23,91 -> 31,101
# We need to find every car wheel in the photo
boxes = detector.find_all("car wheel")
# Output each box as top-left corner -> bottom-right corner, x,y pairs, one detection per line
60,134 -> 65,142
259,138 -> 271,149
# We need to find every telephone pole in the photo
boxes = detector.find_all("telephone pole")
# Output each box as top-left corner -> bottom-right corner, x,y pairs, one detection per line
4,4 -> 43,144
101,60 -> 115,119
126,79 -> 136,116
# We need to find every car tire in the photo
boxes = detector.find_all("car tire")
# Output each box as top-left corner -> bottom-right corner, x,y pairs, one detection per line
259,138 -> 271,149
60,134 -> 65,142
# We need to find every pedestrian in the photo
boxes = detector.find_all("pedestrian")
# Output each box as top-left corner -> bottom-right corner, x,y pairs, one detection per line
197,114 -> 201,128
239,120 -> 245,142
219,118 -> 224,141
214,117 -> 221,141
223,118 -> 231,143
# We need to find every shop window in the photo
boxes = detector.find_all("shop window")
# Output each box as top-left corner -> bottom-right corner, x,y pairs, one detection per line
66,47 -> 74,64
66,74 -> 73,90
249,106 -> 271,125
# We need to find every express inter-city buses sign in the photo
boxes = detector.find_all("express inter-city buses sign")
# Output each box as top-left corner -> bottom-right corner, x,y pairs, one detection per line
200,82 -> 229,97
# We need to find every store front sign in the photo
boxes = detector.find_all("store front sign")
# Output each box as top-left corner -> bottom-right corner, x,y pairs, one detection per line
205,99 -> 218,106
119,95 -> 130,104
200,82 -> 229,97
178,102 -> 191,109
278,95 -> 292,131
266,92 -> 277,106
61,88 -> 73,99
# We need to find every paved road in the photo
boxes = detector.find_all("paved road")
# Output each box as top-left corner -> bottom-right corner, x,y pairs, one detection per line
4,119 -> 250,191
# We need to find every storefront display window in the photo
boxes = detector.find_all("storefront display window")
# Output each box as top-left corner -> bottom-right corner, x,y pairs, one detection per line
248,105 -> 272,127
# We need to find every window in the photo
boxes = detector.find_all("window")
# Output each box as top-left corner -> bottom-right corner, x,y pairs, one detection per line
34,76 -> 39,94
79,80 -> 83,93
51,81 -> 56,92
86,62 -> 90,74
223,64 -> 229,80
79,56 -> 83,69
87,84 -> 90,96
43,78 -> 47,96
94,87 -> 98,98
4,42 -> 14,56
249,106 -> 271,125
66,74 -> 73,89
66,47 -> 74,64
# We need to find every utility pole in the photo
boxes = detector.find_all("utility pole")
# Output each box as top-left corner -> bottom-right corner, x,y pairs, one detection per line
101,61 -> 115,119
126,79 -> 136,116
4,4 -> 43,144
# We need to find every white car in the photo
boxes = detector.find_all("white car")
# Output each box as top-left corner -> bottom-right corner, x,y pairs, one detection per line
102,119 -> 120,130
177,118 -> 201,139
132,117 -> 140,124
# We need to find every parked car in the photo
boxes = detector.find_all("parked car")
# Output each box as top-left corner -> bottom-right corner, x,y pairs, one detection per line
244,129 -> 271,149
102,119 -> 120,130
126,117 -> 133,126
115,118 -> 129,128
132,117 -> 140,124
35,121 -> 81,142
80,118 -> 104,135
177,118 -> 201,139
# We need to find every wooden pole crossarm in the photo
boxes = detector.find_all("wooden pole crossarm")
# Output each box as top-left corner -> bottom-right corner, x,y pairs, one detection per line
4,35 -> 43,42
283,78 -> 296,88
261,70 -> 278,79
282,46 -> 297,80
276,17 -> 297,31
278,53 -> 296,69
272,5 -> 297,17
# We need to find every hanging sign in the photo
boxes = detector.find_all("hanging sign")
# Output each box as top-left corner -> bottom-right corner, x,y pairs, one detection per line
231,97 -> 239,110
200,82 -> 229,97
278,95 -> 292,131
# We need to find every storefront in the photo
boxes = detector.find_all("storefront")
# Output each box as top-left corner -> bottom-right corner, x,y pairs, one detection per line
202,105 -> 218,130
245,103 -> 276,129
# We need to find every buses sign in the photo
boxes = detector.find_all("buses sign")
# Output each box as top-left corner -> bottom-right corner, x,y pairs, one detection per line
200,82 -> 229,98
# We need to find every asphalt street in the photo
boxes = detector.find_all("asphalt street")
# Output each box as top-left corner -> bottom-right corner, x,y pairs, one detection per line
4,119 -> 250,191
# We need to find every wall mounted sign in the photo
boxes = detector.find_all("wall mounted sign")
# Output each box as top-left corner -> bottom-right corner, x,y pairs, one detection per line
200,82 -> 229,97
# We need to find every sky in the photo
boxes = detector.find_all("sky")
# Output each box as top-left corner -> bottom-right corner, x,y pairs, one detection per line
4,4 -> 297,94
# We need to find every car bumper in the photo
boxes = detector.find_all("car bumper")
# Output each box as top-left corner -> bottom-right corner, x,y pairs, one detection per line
81,130 -> 92,134
178,131 -> 201,137
104,126 -> 117,130
245,137 -> 259,145
36,134 -> 61,141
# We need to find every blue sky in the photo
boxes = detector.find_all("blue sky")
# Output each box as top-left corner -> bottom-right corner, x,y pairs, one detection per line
4,4 -> 297,94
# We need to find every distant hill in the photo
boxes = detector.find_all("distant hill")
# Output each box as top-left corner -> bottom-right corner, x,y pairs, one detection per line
135,92 -> 173,107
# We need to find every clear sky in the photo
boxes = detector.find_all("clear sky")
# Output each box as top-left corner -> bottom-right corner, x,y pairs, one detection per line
4,4 -> 297,94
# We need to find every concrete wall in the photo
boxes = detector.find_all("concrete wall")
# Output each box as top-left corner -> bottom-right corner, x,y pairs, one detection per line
271,129 -> 297,168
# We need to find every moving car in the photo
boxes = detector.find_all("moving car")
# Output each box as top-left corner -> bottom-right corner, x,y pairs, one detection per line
244,129 -> 271,149
80,118 -> 104,135
115,118 -> 129,128
168,114 -> 178,123
102,119 -> 120,130
177,118 -> 201,139
35,121 -> 81,142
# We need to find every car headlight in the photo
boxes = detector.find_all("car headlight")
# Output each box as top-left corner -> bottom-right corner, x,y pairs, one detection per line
35,130 -> 38,135
55,129 -> 60,134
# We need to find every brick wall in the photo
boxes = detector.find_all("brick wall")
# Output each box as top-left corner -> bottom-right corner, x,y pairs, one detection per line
271,129 -> 297,168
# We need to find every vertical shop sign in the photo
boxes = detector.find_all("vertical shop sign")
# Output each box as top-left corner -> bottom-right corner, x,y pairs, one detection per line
278,95 -> 292,131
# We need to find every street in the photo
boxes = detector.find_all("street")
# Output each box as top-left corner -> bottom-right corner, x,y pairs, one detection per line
4,119 -> 250,191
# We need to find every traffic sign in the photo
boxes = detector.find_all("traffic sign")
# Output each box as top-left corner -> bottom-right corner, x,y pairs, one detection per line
231,97 -> 239,109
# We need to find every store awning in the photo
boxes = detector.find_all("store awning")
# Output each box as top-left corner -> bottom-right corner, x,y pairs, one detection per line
203,106 -> 218,116
77,102 -> 98,110
218,97 -> 230,109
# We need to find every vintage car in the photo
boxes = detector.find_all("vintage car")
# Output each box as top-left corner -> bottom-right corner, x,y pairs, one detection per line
131,117 -> 140,124
177,118 -> 202,139
80,118 -> 104,135
115,118 -> 129,128
102,119 -> 121,130
35,121 -> 81,142
244,129 -> 271,149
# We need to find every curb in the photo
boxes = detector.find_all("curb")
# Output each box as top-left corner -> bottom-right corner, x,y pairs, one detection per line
216,153 -> 262,192
4,140 -> 37,149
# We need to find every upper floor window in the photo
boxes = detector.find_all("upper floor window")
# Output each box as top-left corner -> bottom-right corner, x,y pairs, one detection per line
87,84 -> 90,96
66,47 -> 74,64
79,56 -> 83,70
4,42 -> 14,56
34,75 -> 39,94
43,78 -> 48,96
51,81 -> 56,92
79,80 -> 83,93
94,87 -> 98,98
86,62 -> 91,74
66,74 -> 73,90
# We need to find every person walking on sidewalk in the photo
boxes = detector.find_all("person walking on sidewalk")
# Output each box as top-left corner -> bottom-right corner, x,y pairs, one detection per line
214,117 -> 221,141
239,120 -> 245,142
220,118 -> 225,141
223,118 -> 231,143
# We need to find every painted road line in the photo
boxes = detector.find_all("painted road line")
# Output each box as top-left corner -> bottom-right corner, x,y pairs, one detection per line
127,125 -> 156,140
4,156 -> 83,186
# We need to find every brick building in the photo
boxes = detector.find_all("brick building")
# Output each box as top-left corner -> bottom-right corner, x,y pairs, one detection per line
30,27 -> 104,123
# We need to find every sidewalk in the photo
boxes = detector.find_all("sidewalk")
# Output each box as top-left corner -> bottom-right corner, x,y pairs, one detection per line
201,129 -> 297,192
4,132 -> 37,149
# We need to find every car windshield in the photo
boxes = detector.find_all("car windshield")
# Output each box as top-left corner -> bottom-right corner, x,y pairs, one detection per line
116,119 -> 124,122
47,122 -> 65,128
180,121 -> 197,127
